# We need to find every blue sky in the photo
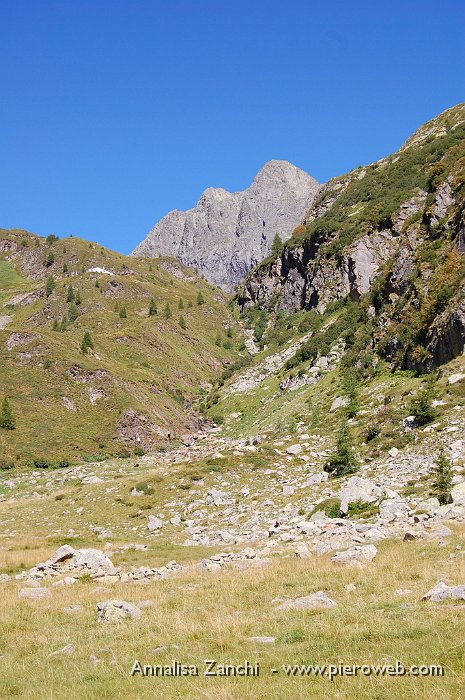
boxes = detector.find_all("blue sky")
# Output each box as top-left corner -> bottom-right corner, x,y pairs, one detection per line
0,1 -> 464,254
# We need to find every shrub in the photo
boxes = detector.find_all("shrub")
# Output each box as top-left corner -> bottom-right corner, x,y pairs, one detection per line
365,425 -> 380,442
197,291 -> 205,305
164,303 -> 172,319
119,306 -> 127,319
178,298 -> 184,310
132,481 -> 154,495
134,446 -> 145,457
66,285 -> 75,302
179,315 -> 187,329
347,500 -> 379,518
431,444 -> 454,505
46,234 -> 59,244
33,459 -> 50,469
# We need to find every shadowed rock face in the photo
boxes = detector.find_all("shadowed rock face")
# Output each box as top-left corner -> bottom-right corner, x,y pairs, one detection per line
132,160 -> 320,290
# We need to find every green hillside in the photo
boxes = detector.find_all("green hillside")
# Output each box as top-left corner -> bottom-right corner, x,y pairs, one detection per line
0,230 -> 239,467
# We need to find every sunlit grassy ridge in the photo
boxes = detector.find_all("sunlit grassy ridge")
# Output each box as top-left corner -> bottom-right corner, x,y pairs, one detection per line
0,229 -> 240,466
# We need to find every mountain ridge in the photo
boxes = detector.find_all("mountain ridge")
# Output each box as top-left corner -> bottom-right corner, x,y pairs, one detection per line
132,160 -> 320,290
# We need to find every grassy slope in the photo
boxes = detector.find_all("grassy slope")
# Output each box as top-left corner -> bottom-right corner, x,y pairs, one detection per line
0,230 -> 239,466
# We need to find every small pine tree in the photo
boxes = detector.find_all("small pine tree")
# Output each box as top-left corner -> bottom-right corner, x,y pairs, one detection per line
271,233 -> 284,256
179,315 -> 186,329
66,285 -> 74,302
409,381 -> 437,426
0,397 -> 15,430
80,331 -> 94,355
68,303 -> 79,322
431,444 -> 454,505
119,306 -> 127,319
148,298 -> 158,316
62,263 -> 68,274
187,299 -> 193,308
326,421 -> 358,477
164,303 -> 172,319
197,291 -> 205,305
44,251 -> 55,267
60,315 -> 68,332
52,318 -> 59,331
45,276 -> 55,297
95,279 -> 100,288
215,332 -> 222,346
75,290 -> 82,306
178,298 -> 184,310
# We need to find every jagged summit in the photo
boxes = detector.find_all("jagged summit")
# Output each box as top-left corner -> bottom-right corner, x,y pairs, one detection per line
132,160 -> 320,290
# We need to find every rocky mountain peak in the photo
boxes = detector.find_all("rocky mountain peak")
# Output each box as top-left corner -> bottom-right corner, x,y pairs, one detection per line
132,160 -> 320,290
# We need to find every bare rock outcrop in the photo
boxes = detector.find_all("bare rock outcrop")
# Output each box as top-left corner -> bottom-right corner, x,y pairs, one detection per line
132,161 -> 320,290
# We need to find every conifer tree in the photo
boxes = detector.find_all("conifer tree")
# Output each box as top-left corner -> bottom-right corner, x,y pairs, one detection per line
148,298 -> 158,316
325,421 -> 358,477
80,331 -> 94,355
45,276 -> 55,297
197,291 -> 205,305
66,285 -> 74,302
119,306 -> 127,319
271,233 -> 284,256
0,397 -> 15,430
164,303 -> 172,319
431,444 -> 454,505
178,298 -> 184,310
179,315 -> 186,329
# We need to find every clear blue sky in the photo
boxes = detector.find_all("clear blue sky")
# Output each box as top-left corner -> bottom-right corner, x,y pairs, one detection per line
1,1 -> 464,254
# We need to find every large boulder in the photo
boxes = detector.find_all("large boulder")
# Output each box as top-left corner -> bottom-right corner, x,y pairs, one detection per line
339,477 -> 383,515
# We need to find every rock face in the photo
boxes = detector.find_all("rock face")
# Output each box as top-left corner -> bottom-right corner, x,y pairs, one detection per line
132,161 -> 320,290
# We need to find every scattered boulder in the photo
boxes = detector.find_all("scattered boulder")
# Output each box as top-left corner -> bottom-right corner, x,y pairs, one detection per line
421,580 -> 465,602
147,516 -> 164,532
97,600 -> 143,623
450,482 -> 465,506
378,498 -> 410,523
286,444 -> 302,456
339,477 -> 382,515
276,591 -> 336,610
19,587 -> 51,600
331,544 -> 377,566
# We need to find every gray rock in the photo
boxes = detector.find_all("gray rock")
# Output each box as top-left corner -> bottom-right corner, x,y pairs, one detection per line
451,482 -> 465,506
247,636 -> 276,644
97,599 -> 143,623
339,477 -> 383,515
378,498 -> 410,523
147,516 -> 164,532
132,160 -> 320,291
331,544 -> 378,566
19,587 -> 51,600
276,591 -> 336,610
421,580 -> 465,602
286,444 -> 302,456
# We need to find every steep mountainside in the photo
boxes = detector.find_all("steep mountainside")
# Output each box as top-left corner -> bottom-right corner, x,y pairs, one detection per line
0,230 -> 239,466
132,160 -> 320,291
237,104 -> 465,372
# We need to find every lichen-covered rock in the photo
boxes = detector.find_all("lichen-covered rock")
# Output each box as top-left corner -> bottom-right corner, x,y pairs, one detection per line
97,600 -> 142,623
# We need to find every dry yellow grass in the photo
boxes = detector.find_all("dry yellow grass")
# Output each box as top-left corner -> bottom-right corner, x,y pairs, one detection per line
0,533 -> 464,699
